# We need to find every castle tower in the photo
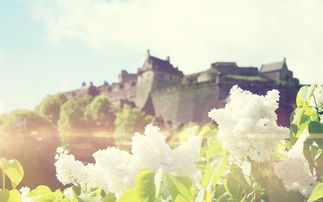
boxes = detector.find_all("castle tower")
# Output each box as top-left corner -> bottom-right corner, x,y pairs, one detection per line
135,50 -> 184,114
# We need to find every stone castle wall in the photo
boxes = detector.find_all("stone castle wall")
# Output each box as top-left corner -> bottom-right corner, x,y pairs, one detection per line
62,53 -> 301,128
98,79 -> 137,104
135,70 -> 183,109
151,81 -> 221,127
150,76 -> 299,127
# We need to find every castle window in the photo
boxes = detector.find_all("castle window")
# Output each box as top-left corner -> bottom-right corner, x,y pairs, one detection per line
131,81 -> 136,86
108,87 -> 112,92
119,84 -> 124,89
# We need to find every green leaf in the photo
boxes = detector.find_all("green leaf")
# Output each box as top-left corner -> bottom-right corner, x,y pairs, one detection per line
297,86 -> 309,107
201,165 -> 213,188
174,194 -> 188,202
224,166 -> 252,200
117,189 -> 140,202
306,84 -> 317,102
103,193 -> 117,202
199,125 -> 216,139
154,168 -> 163,198
3,160 -> 24,189
28,185 -> 51,197
308,121 -> 323,147
72,185 -> 81,196
8,189 -> 21,202
178,125 -> 200,143
308,183 -> 323,202
77,191 -> 103,202
135,169 -> 156,202
206,140 -> 225,158
35,190 -> 63,202
0,189 -> 9,202
224,174 -> 242,199
195,188 -> 205,202
0,158 -> 8,170
202,156 -> 228,189
309,121 -> 323,134
166,174 -> 194,202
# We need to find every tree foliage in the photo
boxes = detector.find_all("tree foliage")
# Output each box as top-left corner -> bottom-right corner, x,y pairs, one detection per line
0,110 -> 55,135
114,105 -> 153,134
57,95 -> 93,143
35,93 -> 67,125
114,105 -> 153,149
84,95 -> 116,131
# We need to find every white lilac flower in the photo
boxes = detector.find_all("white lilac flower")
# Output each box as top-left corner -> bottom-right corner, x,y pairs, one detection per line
91,124 -> 201,196
20,187 -> 39,202
131,124 -> 173,171
274,130 -> 317,196
92,147 -> 140,196
208,85 -> 289,162
54,124 -> 201,196
132,124 -> 201,180
54,149 -> 95,192
63,187 -> 76,200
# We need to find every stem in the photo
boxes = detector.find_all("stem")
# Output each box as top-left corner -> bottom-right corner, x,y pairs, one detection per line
312,94 -> 321,121
2,170 -> 5,190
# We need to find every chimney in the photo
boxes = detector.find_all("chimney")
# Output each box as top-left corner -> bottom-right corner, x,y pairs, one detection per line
147,49 -> 150,57
166,56 -> 170,62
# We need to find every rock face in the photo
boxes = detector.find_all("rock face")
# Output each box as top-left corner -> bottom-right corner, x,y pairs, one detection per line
63,51 -> 300,127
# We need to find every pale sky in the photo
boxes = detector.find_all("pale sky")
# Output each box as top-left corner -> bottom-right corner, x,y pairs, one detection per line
0,0 -> 323,113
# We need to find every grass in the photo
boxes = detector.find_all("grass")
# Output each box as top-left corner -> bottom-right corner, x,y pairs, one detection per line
225,75 -> 284,84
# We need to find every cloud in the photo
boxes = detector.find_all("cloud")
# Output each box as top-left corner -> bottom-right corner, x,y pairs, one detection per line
28,0 -> 323,83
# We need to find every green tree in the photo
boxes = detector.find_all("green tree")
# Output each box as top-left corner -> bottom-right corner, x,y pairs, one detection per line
35,93 -> 67,125
114,105 -> 153,148
58,95 -> 93,143
0,109 -> 55,135
84,95 -> 116,131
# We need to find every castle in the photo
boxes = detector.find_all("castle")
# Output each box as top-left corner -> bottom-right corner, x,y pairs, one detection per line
63,51 -> 300,127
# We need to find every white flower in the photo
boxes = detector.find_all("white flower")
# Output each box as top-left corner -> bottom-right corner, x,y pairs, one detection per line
20,187 -> 39,202
132,124 -> 201,180
91,124 -> 201,196
93,147 -> 140,196
55,124 -> 201,196
131,125 -> 173,170
55,149 -> 95,192
208,85 -> 289,162
274,130 -> 317,196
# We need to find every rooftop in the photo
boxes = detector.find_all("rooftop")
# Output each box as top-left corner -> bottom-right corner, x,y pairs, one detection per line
260,58 -> 287,72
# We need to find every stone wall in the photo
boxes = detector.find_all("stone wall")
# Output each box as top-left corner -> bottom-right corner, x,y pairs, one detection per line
151,81 -> 221,127
62,54 -> 301,128
135,70 -> 182,109
152,76 -> 299,128
99,79 -> 137,104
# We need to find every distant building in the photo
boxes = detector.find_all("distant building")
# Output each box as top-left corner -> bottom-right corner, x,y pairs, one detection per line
63,51 -> 300,127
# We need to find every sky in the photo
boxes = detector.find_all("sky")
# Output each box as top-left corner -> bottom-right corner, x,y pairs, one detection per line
0,0 -> 323,113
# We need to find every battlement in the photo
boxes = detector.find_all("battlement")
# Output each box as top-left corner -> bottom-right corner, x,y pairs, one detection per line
62,51 -> 300,127
153,80 -> 217,95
